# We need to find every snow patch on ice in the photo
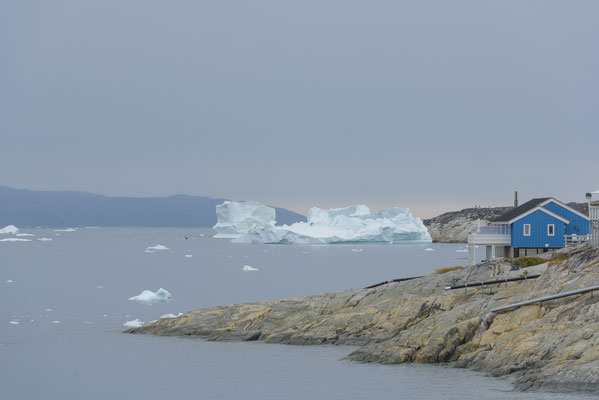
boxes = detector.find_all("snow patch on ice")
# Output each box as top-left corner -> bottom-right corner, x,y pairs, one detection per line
0,225 -> 19,235
214,202 -> 431,245
129,288 -> 171,302
146,245 -> 169,251
123,319 -> 145,328
0,238 -> 31,242
242,265 -> 259,272
37,237 -> 53,241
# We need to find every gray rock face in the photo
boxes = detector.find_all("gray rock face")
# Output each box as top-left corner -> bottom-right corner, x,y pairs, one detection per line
127,246 -> 599,394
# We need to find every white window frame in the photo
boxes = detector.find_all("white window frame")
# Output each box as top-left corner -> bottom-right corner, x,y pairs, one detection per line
547,224 -> 555,236
523,224 -> 531,236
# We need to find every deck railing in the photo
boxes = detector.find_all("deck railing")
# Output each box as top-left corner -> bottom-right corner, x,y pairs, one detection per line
564,234 -> 589,247
478,226 -> 511,235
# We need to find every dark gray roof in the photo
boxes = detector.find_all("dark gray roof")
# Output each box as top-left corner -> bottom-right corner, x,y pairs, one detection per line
492,198 -> 551,222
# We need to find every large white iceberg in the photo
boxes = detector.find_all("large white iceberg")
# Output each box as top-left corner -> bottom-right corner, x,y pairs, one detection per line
213,201 -> 276,238
213,202 -> 431,244
0,225 -> 19,235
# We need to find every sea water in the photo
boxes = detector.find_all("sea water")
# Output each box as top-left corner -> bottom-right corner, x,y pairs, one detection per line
0,228 -> 590,399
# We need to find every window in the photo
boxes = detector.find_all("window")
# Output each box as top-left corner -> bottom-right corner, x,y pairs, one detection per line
523,224 -> 531,236
548,224 -> 555,236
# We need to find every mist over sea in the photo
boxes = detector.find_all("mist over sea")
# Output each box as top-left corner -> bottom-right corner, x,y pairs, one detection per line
0,228 -> 587,399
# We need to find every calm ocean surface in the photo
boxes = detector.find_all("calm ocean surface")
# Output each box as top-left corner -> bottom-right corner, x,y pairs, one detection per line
0,228 -> 591,399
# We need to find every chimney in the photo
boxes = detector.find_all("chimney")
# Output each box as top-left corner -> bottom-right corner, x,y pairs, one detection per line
514,191 -> 518,208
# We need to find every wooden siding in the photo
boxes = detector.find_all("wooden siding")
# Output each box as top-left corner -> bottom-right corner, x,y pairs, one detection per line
511,209 -> 565,248
542,201 -> 589,235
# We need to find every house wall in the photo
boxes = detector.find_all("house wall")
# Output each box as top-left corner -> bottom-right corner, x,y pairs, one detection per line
511,209 -> 565,248
542,201 -> 589,235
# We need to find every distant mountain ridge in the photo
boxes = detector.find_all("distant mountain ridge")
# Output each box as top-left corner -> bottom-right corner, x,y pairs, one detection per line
0,186 -> 306,228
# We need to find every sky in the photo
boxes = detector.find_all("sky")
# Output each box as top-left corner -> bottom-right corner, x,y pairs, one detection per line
2,1 -> 598,218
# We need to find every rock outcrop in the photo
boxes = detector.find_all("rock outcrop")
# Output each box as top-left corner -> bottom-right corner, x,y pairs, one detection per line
127,246 -> 599,394
423,202 -> 588,243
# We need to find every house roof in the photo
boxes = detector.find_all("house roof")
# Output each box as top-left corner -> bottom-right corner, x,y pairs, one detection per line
492,198 -> 551,222
507,206 -> 571,225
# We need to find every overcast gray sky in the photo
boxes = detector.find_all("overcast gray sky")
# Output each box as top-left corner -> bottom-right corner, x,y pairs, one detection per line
2,1 -> 598,218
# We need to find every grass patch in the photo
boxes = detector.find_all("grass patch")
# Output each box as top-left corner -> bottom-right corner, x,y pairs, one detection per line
435,266 -> 463,274
513,256 -> 546,268
548,253 -> 568,267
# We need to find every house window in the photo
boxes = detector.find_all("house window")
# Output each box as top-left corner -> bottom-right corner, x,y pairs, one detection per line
548,224 -> 555,236
523,224 -> 531,236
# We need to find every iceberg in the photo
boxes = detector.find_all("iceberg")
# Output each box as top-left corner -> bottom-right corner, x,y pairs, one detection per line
0,225 -> 19,235
213,201 -> 276,238
123,319 -> 145,328
213,202 -> 431,245
146,245 -> 169,251
129,288 -> 171,302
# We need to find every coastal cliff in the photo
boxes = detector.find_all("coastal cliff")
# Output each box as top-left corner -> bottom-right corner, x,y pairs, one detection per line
128,246 -> 599,393
423,202 -> 588,243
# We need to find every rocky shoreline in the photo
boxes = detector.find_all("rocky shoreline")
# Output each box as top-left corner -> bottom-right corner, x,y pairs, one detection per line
127,245 -> 599,394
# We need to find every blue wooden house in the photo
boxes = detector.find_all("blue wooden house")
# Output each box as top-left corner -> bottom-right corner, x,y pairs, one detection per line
468,197 -> 590,264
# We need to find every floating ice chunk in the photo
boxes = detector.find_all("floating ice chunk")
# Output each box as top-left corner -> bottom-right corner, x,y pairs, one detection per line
51,321 -> 60,324
5,280 -> 13,283
9,320 -> 19,325
215,202 -> 431,245
351,248 -> 363,252
185,254 -> 193,258
425,248 -> 435,251
145,250 -> 155,253
146,245 -> 169,251
456,249 -> 468,253
96,286 -> 103,289
199,234 -> 205,237
16,233 -> 34,237
213,201 -> 276,238
46,309 -> 52,312
0,238 -> 31,242
242,265 -> 259,272
83,321 -> 94,324
123,319 -> 145,328
53,228 -> 77,232
37,237 -> 52,241
159,312 -> 183,319
0,225 -> 19,235
129,288 -> 171,302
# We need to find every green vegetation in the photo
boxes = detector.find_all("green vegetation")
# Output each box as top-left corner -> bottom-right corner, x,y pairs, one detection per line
591,202 -> 599,206
435,266 -> 463,274
514,253 -> 568,268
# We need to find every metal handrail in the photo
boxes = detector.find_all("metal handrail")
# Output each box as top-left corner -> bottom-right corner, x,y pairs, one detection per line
444,274 -> 539,290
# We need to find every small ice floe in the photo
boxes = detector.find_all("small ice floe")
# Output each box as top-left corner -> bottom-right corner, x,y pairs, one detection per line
0,225 -> 19,235
301,251 -> 309,254
37,237 -> 52,241
159,312 -> 183,319
199,234 -> 205,237
242,265 -> 259,272
46,309 -> 52,312
425,248 -> 435,252
351,248 -> 363,252
185,254 -> 193,258
129,288 -> 171,302
83,321 -> 94,324
16,233 -> 34,237
0,238 -> 31,242
145,250 -> 155,253
123,319 -> 145,328
53,228 -> 77,232
5,280 -> 13,283
9,320 -> 19,325
456,249 -> 468,253
51,321 -> 60,324
96,286 -> 104,289
146,245 -> 169,251
102,314 -> 108,317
